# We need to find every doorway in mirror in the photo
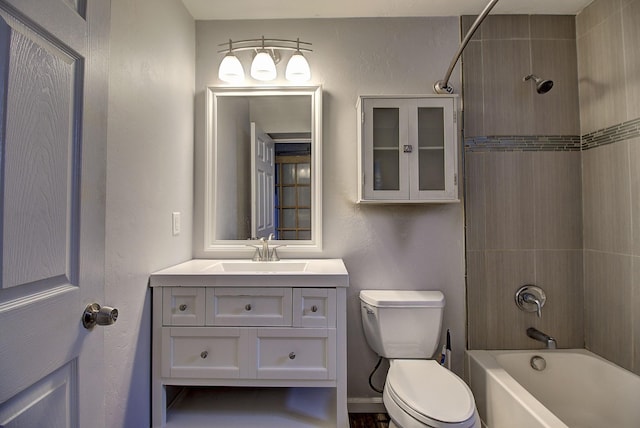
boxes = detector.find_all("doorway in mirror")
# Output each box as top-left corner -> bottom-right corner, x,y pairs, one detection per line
274,137 -> 311,240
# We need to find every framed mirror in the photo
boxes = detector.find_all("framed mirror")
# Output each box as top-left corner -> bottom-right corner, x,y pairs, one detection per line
199,85 -> 322,255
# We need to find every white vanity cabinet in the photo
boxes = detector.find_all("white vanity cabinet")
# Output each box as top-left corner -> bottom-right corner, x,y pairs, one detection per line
150,259 -> 349,428
357,95 -> 459,203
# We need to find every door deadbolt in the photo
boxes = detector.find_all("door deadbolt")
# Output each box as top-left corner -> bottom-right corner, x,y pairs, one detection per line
82,303 -> 118,329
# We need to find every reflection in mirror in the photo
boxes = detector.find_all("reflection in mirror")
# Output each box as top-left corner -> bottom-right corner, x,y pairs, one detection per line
272,135 -> 312,240
203,86 -> 322,254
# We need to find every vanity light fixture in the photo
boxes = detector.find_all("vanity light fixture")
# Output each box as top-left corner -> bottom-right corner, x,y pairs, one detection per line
218,36 -> 312,83
250,37 -> 277,82
218,40 -> 245,83
285,39 -> 311,82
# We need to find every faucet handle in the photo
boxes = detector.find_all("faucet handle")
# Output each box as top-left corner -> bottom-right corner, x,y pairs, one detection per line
522,292 -> 542,317
515,285 -> 546,318
245,243 -> 263,261
268,244 -> 285,261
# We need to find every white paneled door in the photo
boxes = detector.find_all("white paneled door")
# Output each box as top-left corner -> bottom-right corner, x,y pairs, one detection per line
251,122 -> 276,239
0,1 -> 109,427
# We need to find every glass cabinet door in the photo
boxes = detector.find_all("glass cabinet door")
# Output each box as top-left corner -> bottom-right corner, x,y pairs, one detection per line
409,97 -> 456,200
362,99 -> 411,200
417,106 -> 445,190
373,107 -> 400,190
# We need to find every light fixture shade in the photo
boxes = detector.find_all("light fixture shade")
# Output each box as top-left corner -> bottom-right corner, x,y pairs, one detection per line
285,51 -> 311,82
250,50 -> 277,81
218,53 -> 244,83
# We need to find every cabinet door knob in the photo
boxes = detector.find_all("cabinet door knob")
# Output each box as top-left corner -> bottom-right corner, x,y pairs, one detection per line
289,352 -> 296,360
201,351 -> 208,359
245,304 -> 252,311
311,305 -> 318,313
179,304 -> 187,311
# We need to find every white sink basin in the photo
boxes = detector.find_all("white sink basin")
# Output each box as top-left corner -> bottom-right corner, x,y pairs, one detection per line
150,259 -> 349,287
219,261 -> 309,272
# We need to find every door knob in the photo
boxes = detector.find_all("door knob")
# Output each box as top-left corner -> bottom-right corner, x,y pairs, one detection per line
82,303 -> 119,329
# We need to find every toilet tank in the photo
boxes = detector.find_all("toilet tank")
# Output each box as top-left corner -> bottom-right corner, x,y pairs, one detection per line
359,290 -> 445,359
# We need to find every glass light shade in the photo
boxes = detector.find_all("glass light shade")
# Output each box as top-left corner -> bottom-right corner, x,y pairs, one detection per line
285,51 -> 311,82
218,53 -> 244,83
250,50 -> 277,81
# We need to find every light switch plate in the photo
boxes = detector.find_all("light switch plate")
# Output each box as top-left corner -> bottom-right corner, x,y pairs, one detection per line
172,212 -> 181,235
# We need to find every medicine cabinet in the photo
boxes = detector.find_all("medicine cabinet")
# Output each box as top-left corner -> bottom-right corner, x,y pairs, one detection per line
357,95 -> 459,203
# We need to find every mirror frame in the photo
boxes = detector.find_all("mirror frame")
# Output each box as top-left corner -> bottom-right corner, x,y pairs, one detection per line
200,85 -> 323,256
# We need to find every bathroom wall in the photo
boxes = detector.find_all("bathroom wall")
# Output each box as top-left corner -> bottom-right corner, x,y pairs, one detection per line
105,0 -> 195,426
577,0 -> 640,374
217,98 -> 251,239
463,15 -> 585,350
194,18 -> 465,402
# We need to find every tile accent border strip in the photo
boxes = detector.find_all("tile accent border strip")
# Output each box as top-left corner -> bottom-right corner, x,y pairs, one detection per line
464,135 -> 581,152
464,117 -> 640,152
581,117 -> 640,150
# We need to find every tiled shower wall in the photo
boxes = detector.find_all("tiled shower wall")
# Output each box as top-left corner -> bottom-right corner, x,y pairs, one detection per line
578,0 -> 640,374
464,2 -> 640,376
463,15 -> 585,350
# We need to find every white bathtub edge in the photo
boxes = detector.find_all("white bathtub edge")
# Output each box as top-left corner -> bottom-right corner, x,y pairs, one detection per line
466,350 -> 568,428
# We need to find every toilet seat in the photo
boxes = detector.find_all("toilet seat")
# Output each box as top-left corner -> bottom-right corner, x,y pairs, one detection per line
385,360 -> 477,427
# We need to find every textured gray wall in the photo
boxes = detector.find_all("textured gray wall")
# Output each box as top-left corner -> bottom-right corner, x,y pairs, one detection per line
106,0 -> 195,426
195,17 -> 466,401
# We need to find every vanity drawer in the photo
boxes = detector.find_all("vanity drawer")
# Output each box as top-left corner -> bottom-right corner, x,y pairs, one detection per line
163,287 -> 206,326
293,288 -> 336,328
256,328 -> 336,380
207,288 -> 292,326
162,327 -> 253,378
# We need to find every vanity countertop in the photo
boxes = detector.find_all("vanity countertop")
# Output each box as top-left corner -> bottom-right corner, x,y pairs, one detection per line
149,258 -> 349,288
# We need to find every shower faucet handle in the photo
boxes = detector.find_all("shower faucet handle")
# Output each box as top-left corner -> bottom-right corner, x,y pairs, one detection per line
522,293 -> 542,317
515,285 -> 546,318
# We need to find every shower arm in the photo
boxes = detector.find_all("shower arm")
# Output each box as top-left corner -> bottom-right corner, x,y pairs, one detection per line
434,0 -> 500,94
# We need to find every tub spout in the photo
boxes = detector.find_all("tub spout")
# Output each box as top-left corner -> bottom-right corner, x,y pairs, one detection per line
526,327 -> 557,349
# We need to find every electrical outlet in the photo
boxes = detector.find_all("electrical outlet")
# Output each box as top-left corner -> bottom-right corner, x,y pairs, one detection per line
172,212 -> 181,236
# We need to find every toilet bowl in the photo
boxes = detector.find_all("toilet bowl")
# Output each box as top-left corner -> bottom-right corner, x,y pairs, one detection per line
359,290 -> 480,428
383,360 -> 479,428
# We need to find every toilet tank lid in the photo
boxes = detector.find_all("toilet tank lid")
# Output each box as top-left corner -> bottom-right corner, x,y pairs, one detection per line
359,290 -> 445,308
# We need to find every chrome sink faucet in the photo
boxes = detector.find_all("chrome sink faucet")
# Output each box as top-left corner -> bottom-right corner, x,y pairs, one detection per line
527,327 -> 557,349
248,233 -> 281,261
261,236 -> 269,260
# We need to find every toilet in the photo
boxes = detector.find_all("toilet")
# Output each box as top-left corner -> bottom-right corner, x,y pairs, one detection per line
359,290 -> 480,428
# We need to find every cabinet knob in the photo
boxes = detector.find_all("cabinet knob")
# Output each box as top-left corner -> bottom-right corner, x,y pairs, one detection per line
311,305 -> 318,313
288,352 -> 296,360
179,304 -> 187,311
245,304 -> 252,311
201,351 -> 208,359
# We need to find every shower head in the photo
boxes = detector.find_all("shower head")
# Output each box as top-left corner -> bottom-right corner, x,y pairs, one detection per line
523,74 -> 554,94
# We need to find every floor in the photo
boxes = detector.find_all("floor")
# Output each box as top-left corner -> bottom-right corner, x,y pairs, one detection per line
348,413 -> 390,428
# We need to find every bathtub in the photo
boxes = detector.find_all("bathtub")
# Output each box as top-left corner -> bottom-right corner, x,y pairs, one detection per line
465,349 -> 640,428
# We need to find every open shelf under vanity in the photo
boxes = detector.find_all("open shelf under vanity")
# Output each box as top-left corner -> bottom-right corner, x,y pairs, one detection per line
164,386 -> 338,428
